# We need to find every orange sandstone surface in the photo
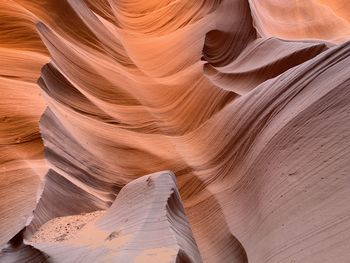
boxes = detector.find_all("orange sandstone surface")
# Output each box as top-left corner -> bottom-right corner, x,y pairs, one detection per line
0,0 -> 350,262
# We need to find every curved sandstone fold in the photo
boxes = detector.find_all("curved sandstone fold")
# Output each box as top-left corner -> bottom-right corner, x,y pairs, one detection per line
249,0 -> 350,43
0,0 -> 350,262
204,37 -> 330,95
0,229 -> 49,263
0,0 -> 49,247
30,172 -> 203,263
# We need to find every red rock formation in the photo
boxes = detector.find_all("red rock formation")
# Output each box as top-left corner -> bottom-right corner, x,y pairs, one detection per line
1,0 -> 350,262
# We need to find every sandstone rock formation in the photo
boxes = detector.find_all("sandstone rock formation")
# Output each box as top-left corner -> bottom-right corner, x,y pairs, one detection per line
1,172 -> 202,263
1,0 -> 350,262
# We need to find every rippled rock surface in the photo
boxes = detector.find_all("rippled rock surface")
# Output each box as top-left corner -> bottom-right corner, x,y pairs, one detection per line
1,1 -> 350,262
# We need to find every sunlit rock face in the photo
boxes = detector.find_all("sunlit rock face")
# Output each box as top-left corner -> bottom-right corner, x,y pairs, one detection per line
1,0 -> 350,262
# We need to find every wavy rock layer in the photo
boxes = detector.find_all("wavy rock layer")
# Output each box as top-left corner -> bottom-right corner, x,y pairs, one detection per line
1,0 -> 350,262
0,229 -> 49,263
1,172 -> 202,263
249,0 -> 350,42
0,0 -> 49,247
31,172 -> 202,263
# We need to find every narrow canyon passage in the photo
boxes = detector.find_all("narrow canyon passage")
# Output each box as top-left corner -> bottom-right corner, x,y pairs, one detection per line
1,0 -> 350,262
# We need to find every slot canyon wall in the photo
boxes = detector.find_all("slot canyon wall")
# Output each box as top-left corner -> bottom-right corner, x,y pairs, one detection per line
1,0 -> 350,262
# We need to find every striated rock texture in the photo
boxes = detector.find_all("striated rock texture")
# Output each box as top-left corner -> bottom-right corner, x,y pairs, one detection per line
0,229 -> 49,263
0,0 -> 49,247
1,172 -> 201,262
1,0 -> 350,262
30,172 -> 202,263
